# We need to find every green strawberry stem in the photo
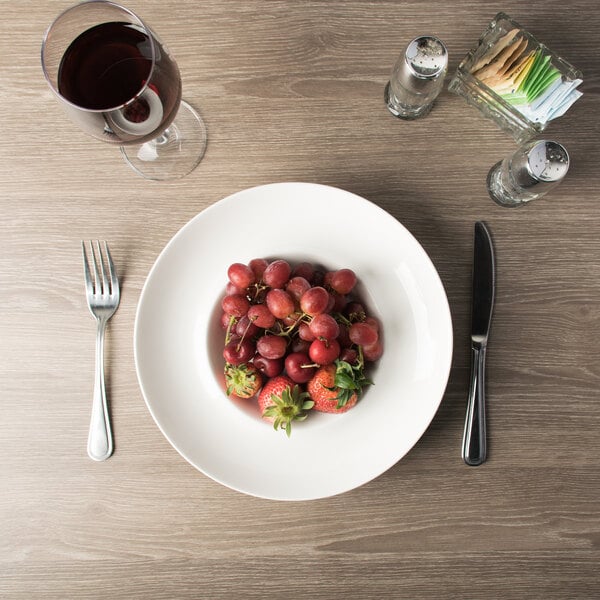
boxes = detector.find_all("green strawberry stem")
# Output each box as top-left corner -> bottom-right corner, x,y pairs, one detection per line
330,349 -> 373,408
224,363 -> 260,397
263,384 -> 314,437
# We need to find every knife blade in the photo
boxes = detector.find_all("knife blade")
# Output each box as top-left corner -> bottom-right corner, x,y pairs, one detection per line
462,221 -> 495,466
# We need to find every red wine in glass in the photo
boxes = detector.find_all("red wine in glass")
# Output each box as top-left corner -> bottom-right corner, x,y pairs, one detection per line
57,21 -> 180,145
42,2 -> 206,180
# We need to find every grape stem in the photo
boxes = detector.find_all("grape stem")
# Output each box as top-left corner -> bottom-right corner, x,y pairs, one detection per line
224,315 -> 237,344
236,317 -> 255,351
268,312 -> 310,339
356,345 -> 366,371
247,282 -> 268,303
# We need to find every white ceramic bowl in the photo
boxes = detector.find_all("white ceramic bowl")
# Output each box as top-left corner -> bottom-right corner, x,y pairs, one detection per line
134,182 -> 453,500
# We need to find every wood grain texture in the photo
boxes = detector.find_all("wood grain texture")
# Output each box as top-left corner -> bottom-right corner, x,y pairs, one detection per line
1,1 -> 599,598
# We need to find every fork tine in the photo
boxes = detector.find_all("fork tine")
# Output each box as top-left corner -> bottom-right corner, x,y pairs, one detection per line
89,240 -> 101,295
104,242 -> 119,296
94,240 -> 109,295
82,241 -> 94,296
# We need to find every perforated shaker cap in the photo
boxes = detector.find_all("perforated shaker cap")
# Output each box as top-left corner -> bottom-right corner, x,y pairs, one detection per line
512,140 -> 570,190
527,141 -> 570,182
405,36 -> 448,79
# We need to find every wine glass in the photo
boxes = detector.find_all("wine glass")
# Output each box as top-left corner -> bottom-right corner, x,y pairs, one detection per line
41,1 -> 207,180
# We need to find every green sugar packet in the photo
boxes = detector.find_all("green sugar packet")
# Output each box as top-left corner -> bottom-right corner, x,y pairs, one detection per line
501,90 -> 529,105
527,68 -> 561,102
524,55 -> 551,93
518,51 -> 547,94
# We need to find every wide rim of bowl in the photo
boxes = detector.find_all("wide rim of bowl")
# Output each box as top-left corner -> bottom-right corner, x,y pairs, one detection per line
133,182 -> 453,500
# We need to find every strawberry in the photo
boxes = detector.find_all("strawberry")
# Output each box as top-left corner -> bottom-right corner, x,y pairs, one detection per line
307,359 -> 372,413
224,363 -> 263,399
257,375 -> 314,437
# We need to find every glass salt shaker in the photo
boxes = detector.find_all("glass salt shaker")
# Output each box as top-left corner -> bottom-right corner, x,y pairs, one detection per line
487,140 -> 570,207
384,36 -> 448,119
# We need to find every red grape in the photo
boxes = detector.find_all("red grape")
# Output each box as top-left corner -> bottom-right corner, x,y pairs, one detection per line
337,324 -> 352,347
263,259 -> 291,288
292,262 -> 315,282
223,339 -> 255,365
290,337 -> 311,354
225,282 -> 245,296
253,355 -> 283,378
285,276 -> 311,302
300,286 -> 329,316
227,263 -> 255,289
323,271 -> 335,286
220,311 -> 234,329
325,293 -> 335,313
330,268 -> 357,294
256,335 -> 287,359
311,270 -> 325,286
331,292 -> 348,312
266,288 -> 295,319
234,315 -> 259,339
285,352 -> 317,383
340,347 -> 358,364
298,322 -> 316,342
349,322 -> 378,346
309,313 -> 339,340
249,258 -> 269,280
363,340 -> 383,362
247,304 -> 275,329
309,338 -> 340,365
365,316 -> 380,332
221,294 -> 250,318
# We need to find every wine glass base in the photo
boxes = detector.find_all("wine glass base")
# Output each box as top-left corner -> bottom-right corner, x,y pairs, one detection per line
120,100 -> 207,180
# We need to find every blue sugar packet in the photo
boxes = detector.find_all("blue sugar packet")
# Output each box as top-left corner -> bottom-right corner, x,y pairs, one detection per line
519,78 -> 583,123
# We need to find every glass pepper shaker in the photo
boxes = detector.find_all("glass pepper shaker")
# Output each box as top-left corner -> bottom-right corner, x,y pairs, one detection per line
487,140 -> 569,207
384,36 -> 448,119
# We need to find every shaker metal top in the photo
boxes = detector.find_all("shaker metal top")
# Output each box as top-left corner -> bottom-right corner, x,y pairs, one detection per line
527,141 -> 569,182
405,36 -> 448,79
510,139 -> 570,190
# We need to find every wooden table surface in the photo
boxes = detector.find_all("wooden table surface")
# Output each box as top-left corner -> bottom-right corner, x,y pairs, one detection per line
1,1 -> 599,598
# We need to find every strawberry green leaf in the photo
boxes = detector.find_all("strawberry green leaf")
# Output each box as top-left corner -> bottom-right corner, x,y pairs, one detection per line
335,373 -> 356,389
262,383 -> 313,437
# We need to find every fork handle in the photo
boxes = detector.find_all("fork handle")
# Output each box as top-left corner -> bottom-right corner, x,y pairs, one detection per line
88,318 -> 113,461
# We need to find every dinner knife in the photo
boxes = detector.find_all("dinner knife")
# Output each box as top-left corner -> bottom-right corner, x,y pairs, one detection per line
462,221 -> 495,466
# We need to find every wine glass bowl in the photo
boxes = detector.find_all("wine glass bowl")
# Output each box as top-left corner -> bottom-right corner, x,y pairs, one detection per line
41,1 -> 206,179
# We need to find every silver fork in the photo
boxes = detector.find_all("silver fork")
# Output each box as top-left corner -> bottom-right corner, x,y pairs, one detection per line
82,241 -> 120,461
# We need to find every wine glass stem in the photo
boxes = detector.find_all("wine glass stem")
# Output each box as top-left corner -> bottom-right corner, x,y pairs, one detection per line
155,130 -> 172,145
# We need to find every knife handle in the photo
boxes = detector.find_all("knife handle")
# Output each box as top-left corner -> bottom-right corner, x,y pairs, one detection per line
462,342 -> 487,466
